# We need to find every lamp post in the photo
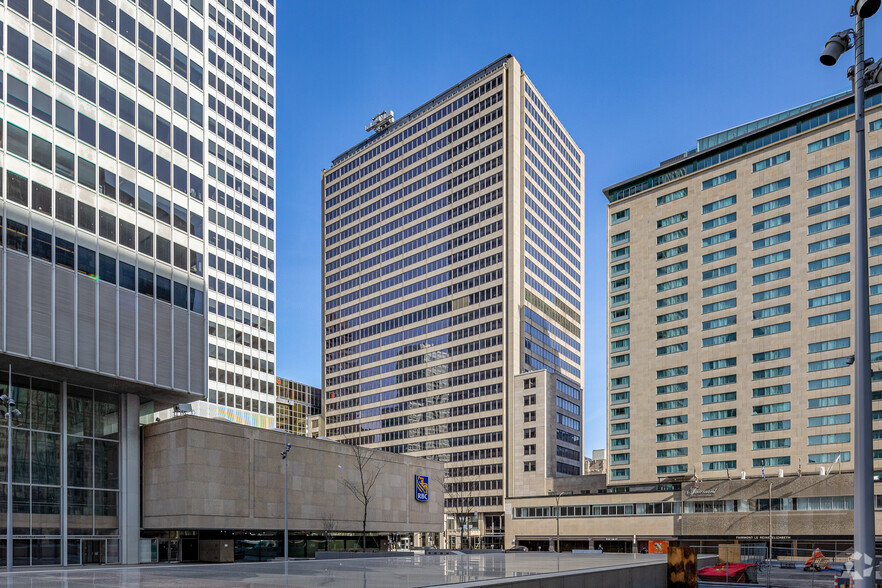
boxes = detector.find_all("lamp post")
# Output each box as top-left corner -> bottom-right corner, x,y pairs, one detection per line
553,492 -> 564,554
768,481 -> 773,566
2,386 -> 21,572
820,2 -> 882,585
278,428 -> 292,561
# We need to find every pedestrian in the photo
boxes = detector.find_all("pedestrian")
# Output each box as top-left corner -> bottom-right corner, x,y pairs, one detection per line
598,543 -> 603,553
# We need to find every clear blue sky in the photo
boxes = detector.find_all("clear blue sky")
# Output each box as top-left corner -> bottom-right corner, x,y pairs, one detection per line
274,1 -> 882,453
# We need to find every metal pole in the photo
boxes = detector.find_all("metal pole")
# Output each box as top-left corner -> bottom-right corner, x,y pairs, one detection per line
6,366 -> 12,573
769,480 -> 772,566
853,12 -> 877,588
283,429 -> 288,561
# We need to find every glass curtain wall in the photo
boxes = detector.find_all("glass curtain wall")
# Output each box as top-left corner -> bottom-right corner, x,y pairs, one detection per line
0,374 -> 121,566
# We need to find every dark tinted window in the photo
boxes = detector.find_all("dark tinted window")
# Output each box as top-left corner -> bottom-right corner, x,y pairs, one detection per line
32,88 -> 52,124
119,179 -> 135,208
98,124 -> 116,156
77,202 -> 96,233
99,254 -> 116,284
120,262 -> 136,291
7,171 -> 28,206
118,219 -> 135,249
119,10 -> 135,44
77,246 -> 96,276
33,41 -> 53,78
99,211 -> 115,241
99,39 -> 116,72
78,69 -> 96,103
32,182 -> 52,216
119,52 -> 136,84
78,113 -> 96,146
56,237 -> 75,268
6,75 -> 28,111
56,101 -> 75,135
7,29 -> 29,65
56,56 -> 76,91
99,0 -> 116,30
32,228 -> 52,261
56,10 -> 76,46
78,25 -> 96,59
99,82 -> 116,114
138,268 -> 153,296
55,193 -> 75,225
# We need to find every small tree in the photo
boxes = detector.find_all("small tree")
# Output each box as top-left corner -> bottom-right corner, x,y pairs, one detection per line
321,512 -> 338,551
341,444 -> 383,551
436,470 -> 476,550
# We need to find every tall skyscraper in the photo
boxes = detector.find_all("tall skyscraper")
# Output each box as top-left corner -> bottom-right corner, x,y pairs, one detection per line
603,90 -> 879,485
321,55 -> 584,548
0,0 -> 275,565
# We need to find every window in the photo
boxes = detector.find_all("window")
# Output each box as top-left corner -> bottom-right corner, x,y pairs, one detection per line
753,304 -> 790,320
754,268 -> 790,285
809,177 -> 849,198
658,212 -> 688,229
6,75 -> 28,111
752,195 -> 790,216
753,214 -> 790,232
753,348 -> 791,362
753,250 -> 790,267
702,281 -> 736,297
702,213 -> 736,231
77,202 -> 96,233
753,322 -> 790,337
33,136 -> 54,170
33,41 -> 53,78
702,264 -> 736,280
809,338 -> 850,353
808,215 -> 850,235
703,230 -> 736,248
56,238 -> 74,269
808,254 -> 849,273
702,171 -> 736,189
808,196 -> 849,217
753,286 -> 790,303
753,385 -> 790,398
808,310 -> 850,327
703,195 -> 736,214
753,232 -> 790,250
6,220 -> 28,253
753,152 -> 790,171
753,178 -> 790,197
138,268 -> 154,297
702,332 -> 736,347
808,158 -> 849,179
610,209 -> 629,225
808,131 -> 848,153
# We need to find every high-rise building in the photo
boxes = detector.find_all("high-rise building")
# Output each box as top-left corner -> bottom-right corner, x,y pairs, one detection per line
275,377 -> 320,435
603,89 -> 881,485
321,55 -> 584,548
0,0 -> 275,565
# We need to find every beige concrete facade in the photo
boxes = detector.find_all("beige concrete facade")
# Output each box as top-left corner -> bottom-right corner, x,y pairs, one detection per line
142,415 -> 444,535
321,55 -> 585,546
603,91 -> 882,485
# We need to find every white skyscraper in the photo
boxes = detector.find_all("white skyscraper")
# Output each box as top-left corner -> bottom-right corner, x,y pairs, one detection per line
0,0 -> 275,565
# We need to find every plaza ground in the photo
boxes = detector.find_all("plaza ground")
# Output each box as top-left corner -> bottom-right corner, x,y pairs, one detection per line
0,553 -> 673,587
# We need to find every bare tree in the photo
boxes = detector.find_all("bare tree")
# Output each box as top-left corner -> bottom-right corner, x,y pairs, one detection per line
436,469 -> 477,550
341,444 -> 384,551
321,512 -> 338,551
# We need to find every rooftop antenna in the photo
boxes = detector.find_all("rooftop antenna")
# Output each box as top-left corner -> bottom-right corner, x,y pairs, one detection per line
366,110 -> 394,133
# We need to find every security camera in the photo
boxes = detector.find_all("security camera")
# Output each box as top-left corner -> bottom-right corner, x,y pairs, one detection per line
821,31 -> 853,66
846,355 -> 856,366
857,0 -> 881,19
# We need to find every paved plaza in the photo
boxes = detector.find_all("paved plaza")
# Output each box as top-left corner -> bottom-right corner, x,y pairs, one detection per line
0,553 -> 668,587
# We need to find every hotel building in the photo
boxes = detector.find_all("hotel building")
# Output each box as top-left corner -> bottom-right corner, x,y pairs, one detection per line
603,90 -> 882,486
321,55 -> 585,548
0,0 -> 275,565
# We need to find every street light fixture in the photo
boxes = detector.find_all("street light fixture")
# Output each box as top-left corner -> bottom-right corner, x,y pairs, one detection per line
278,429 -> 292,561
1,392 -> 21,572
820,3 -> 880,586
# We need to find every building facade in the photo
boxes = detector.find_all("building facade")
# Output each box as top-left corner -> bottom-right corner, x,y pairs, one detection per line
0,0 -> 275,565
141,415 -> 443,561
321,55 -> 585,548
602,89 -> 882,486
275,377 -> 320,436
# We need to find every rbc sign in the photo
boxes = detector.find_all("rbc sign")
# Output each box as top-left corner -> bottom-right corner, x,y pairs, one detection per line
415,475 -> 429,502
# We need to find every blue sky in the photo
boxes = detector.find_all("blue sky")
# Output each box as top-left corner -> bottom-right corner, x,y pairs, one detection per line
274,1 -> 882,452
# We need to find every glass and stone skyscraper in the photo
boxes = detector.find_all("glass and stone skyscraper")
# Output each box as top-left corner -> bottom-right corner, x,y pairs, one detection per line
321,55 -> 584,548
603,90 -> 882,486
0,0 -> 275,565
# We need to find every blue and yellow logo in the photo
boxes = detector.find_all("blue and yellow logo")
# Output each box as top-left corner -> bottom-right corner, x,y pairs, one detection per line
415,475 -> 429,502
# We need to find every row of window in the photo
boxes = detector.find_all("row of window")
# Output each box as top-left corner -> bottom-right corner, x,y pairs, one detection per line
0,215 -> 203,311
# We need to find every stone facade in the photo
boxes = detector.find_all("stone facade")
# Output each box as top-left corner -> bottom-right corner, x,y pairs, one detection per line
142,415 -> 444,534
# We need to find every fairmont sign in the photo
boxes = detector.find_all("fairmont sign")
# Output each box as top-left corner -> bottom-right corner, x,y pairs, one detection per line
685,488 -> 718,498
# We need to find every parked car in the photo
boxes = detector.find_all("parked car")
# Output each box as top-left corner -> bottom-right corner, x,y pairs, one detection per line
505,546 -> 528,552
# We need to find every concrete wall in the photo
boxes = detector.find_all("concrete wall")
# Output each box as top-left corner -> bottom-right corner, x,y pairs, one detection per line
142,415 -> 444,533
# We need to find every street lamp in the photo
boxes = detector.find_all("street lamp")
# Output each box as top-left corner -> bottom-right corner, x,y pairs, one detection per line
278,429 -> 292,561
553,492 -> 564,554
820,3 -> 881,586
1,392 -> 21,572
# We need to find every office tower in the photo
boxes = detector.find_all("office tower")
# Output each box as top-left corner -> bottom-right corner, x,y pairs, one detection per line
603,90 -> 881,485
275,377 -> 321,435
321,55 -> 584,548
0,0 -> 275,565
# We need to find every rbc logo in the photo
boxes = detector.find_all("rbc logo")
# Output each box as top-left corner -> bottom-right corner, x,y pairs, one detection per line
415,475 -> 429,502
